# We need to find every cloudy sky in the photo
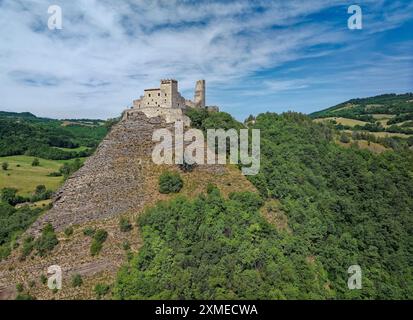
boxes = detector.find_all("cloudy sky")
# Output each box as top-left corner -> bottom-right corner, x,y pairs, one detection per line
0,0 -> 412,120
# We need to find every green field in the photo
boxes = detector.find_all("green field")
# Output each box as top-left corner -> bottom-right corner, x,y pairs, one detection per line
53,146 -> 90,152
0,155 -> 84,196
314,116 -> 368,127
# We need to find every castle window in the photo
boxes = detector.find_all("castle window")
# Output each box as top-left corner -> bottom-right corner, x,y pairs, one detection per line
165,93 -> 167,97
148,93 -> 151,97
158,93 -> 160,96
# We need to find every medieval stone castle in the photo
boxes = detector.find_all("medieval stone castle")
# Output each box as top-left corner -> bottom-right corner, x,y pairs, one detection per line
123,79 -> 218,125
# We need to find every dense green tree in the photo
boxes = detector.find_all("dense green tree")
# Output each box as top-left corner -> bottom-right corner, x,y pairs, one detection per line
114,189 -> 332,299
116,110 -> 413,300
248,112 -> 413,299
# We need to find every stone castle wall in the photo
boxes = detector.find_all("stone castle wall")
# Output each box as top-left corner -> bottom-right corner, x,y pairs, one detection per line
133,79 -> 186,109
127,79 -> 217,126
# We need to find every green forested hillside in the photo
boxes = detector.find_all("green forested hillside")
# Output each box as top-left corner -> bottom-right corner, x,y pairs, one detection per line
310,93 -> 413,120
116,110 -> 413,299
249,112 -> 413,299
310,94 -> 413,150
0,112 -> 109,159
115,189 -> 332,299
0,111 -> 111,262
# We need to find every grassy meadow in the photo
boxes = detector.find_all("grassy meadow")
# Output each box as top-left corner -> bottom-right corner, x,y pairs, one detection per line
314,116 -> 368,127
0,155 -> 84,196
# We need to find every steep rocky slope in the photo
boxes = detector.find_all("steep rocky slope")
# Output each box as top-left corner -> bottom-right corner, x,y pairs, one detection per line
0,111 -> 256,299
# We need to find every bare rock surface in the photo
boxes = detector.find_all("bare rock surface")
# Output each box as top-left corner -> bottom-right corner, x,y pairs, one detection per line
0,111 -> 255,299
29,112 -> 170,235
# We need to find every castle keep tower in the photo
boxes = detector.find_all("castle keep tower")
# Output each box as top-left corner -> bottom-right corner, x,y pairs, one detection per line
136,79 -> 185,109
194,80 -> 206,108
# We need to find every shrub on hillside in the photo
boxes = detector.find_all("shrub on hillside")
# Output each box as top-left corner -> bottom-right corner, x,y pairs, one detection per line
64,226 -> 74,237
20,236 -> 35,260
15,293 -> 36,300
122,241 -> 130,251
35,223 -> 58,257
83,227 -> 96,237
90,229 -> 108,256
71,274 -> 83,287
339,133 -> 350,143
94,283 -> 110,299
158,171 -> 183,194
2,162 -> 8,170
16,283 -> 24,293
119,217 -> 132,232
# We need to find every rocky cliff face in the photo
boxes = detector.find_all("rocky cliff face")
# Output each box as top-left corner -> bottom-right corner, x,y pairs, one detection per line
29,112 -> 171,235
0,111 -> 256,299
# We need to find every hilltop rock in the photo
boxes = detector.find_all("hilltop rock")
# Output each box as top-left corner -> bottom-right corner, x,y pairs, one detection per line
0,111 -> 255,300
29,112 -> 171,235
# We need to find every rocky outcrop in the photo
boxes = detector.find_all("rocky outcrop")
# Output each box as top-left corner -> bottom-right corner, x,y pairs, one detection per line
29,112 -> 172,235
0,110 -> 256,300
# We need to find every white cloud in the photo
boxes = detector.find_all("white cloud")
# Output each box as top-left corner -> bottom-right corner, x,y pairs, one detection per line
0,0 -> 412,119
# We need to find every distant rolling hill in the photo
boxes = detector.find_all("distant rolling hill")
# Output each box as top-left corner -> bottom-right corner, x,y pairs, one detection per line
310,93 -> 413,138
0,111 -> 39,120
310,93 -> 413,121
0,111 -> 110,159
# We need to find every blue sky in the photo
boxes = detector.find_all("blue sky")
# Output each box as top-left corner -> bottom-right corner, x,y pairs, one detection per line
0,0 -> 412,120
